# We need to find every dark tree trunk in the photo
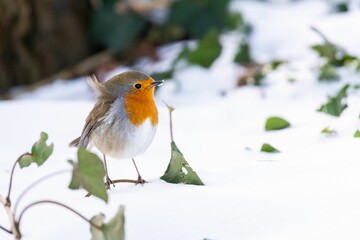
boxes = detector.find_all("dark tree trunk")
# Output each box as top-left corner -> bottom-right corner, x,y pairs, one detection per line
0,0 -> 92,93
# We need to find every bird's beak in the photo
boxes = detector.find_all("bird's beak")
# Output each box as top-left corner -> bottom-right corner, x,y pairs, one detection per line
151,80 -> 164,87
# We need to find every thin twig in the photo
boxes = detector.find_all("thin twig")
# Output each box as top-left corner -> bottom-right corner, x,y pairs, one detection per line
17,200 -> 102,231
310,26 -> 331,44
310,26 -> 347,57
112,179 -> 138,184
7,153 -> 31,206
169,107 -> 174,142
13,169 -> 69,216
163,101 -> 175,142
85,179 -> 139,197
0,225 -> 12,234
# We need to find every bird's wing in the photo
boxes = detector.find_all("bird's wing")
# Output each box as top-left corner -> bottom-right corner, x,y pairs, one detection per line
69,101 -> 111,148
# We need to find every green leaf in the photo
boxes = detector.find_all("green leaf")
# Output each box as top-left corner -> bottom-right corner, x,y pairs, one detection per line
18,155 -> 33,168
186,30 -> 222,68
227,12 -> 244,30
311,41 -> 351,67
91,206 -> 125,240
69,148 -> 108,203
312,43 -> 338,64
318,64 -> 340,81
253,68 -> 266,86
269,60 -> 284,70
260,143 -> 280,153
234,41 -> 252,65
18,132 -> 54,168
161,141 -> 204,186
265,116 -> 291,131
343,54 -> 360,71
334,2 -> 349,12
317,84 -> 349,117
354,130 -> 360,138
321,127 -> 337,135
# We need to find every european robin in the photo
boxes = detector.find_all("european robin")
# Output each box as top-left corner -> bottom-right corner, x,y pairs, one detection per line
69,70 -> 163,187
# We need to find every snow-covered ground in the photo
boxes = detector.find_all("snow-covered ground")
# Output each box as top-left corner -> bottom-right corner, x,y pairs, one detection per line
2,1 -> 360,239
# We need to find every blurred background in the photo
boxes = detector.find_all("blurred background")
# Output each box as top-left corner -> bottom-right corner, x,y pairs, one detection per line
0,0 -> 245,97
0,0 -> 359,99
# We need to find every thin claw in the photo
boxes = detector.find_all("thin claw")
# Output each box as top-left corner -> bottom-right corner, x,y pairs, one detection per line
132,158 -> 146,185
103,154 -> 115,189
105,176 -> 115,189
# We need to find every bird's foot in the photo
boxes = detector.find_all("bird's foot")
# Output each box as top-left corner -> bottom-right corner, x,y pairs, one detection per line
105,176 -> 115,190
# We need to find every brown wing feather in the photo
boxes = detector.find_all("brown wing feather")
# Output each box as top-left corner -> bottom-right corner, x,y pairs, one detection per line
69,101 -> 111,148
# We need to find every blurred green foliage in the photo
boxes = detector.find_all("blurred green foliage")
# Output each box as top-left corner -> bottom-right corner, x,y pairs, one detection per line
311,37 -> 360,81
318,64 -> 340,81
0,0 -> 246,94
321,127 -> 337,135
317,84 -> 349,117
234,42 -> 252,65
90,0 -> 244,55
91,9 -> 146,53
334,2 -> 349,12
167,0 -> 241,38
260,143 -> 280,153
265,116 -> 291,131
179,30 -> 222,68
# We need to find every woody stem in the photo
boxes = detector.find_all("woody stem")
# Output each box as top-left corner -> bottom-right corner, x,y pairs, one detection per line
0,194 -> 20,238
17,200 -> 102,231
13,169 -> 69,216
7,153 -> 31,206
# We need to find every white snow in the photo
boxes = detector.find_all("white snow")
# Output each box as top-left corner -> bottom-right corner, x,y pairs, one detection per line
2,1 -> 360,239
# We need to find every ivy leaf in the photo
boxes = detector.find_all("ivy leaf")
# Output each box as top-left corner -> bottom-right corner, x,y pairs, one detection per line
321,127 -> 337,135
184,29 -> 222,68
343,55 -> 360,71
18,132 -> 54,168
260,143 -> 280,153
91,206 -> 125,240
311,41 -> 359,69
68,148 -> 108,203
161,141 -> 204,186
312,43 -> 339,65
269,60 -> 284,70
354,130 -> 360,138
317,84 -> 349,117
227,12 -> 245,30
318,64 -> 340,81
265,116 -> 291,131
234,41 -> 252,65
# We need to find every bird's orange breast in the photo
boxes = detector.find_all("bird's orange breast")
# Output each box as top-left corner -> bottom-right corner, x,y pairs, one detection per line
123,81 -> 158,126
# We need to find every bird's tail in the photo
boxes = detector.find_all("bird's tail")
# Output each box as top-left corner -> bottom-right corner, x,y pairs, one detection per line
87,74 -> 105,95
69,137 -> 81,147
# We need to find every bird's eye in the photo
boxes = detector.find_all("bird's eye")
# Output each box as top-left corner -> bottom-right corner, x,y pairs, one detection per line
134,83 -> 142,89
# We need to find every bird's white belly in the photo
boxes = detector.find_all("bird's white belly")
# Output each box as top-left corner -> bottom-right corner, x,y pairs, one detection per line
91,118 -> 157,159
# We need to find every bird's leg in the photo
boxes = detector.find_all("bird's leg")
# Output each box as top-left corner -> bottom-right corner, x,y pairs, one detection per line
103,154 -> 115,189
132,158 -> 146,184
